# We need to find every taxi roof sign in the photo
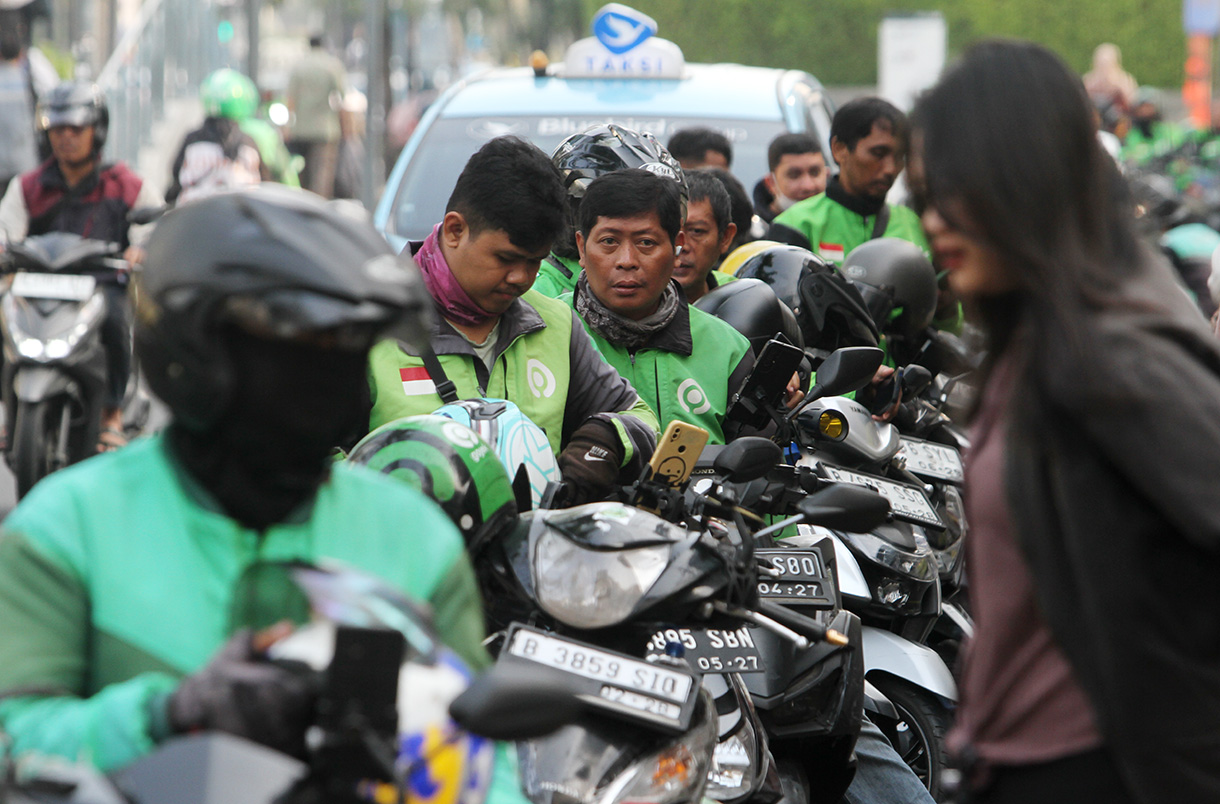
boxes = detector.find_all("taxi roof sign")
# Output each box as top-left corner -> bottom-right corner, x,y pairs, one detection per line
562,3 -> 685,79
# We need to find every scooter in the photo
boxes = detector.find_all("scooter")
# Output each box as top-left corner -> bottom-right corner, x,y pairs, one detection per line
0,232 -> 135,497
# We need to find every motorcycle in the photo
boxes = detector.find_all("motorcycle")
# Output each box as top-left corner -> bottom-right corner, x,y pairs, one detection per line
0,561 -> 584,804
0,232 -> 140,497
476,430 -> 890,804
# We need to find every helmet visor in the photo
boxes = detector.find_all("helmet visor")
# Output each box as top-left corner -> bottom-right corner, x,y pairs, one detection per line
38,105 -> 97,131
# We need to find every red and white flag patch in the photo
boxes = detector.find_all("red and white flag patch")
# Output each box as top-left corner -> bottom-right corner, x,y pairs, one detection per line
400,367 -> 437,396
817,242 -> 845,263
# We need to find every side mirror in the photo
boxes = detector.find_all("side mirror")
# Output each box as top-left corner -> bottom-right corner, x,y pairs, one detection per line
798,482 -> 890,532
808,346 -> 885,399
901,364 -> 933,398
711,437 -> 783,484
449,662 -> 585,740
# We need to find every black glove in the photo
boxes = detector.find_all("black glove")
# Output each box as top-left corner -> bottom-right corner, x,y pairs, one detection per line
167,628 -> 318,757
557,419 -> 624,506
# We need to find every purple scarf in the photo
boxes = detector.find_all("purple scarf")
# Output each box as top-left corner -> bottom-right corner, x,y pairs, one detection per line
414,224 -> 496,327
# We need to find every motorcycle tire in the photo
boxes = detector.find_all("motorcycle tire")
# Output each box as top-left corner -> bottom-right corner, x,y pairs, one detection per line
869,676 -> 952,802
12,398 -> 68,499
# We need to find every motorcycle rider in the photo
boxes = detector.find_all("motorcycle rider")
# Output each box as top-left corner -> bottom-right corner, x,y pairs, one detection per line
666,126 -> 732,170
0,187 -> 528,803
0,81 -> 164,451
568,168 -> 800,443
676,170 -> 739,303
767,98 -> 928,265
365,135 -> 658,504
166,68 -> 264,205
533,123 -> 687,299
752,132 -> 828,225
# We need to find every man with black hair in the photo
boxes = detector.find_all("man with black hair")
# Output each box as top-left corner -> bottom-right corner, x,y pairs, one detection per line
753,132 -> 827,224
285,34 -> 346,197
667,126 -> 732,169
704,166 -> 759,251
767,98 -> 927,265
567,169 -> 766,444
676,170 -> 738,303
367,136 -> 658,504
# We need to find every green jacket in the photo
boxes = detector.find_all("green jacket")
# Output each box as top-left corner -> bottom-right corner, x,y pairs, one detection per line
565,285 -> 754,445
767,179 -> 929,266
0,433 -> 497,773
239,117 -> 301,187
532,253 -> 581,299
1121,120 -> 1187,167
368,288 -> 658,467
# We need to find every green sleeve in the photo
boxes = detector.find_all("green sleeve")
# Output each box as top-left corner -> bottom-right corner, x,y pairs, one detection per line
0,531 -> 178,770
487,742 -> 532,804
428,554 -> 493,671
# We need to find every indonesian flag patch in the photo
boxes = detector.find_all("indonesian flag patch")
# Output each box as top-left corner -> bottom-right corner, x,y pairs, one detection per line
399,367 -> 437,396
818,242 -> 845,263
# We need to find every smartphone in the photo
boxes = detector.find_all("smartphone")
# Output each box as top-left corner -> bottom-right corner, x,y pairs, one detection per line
727,338 -> 806,425
647,420 -> 710,488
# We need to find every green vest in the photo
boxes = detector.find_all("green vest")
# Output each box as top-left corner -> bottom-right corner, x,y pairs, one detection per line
772,193 -> 929,266
568,300 -> 750,445
532,253 -> 581,299
368,290 -> 575,456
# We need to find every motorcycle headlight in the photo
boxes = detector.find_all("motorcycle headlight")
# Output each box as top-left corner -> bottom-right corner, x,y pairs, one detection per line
843,529 -> 936,582
703,721 -> 760,800
596,692 -> 717,804
533,526 -> 669,629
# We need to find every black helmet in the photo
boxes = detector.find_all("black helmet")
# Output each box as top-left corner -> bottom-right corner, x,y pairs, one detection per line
135,185 -> 433,431
841,238 -> 938,338
694,278 -> 803,355
732,243 -> 879,356
551,123 -> 689,216
36,81 -> 109,153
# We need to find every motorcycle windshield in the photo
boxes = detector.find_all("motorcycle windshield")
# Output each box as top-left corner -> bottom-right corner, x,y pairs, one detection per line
537,502 -> 693,550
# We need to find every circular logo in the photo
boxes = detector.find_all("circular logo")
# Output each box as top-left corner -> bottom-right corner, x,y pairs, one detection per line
526,359 -> 557,399
677,378 -> 712,415
441,421 -> 482,450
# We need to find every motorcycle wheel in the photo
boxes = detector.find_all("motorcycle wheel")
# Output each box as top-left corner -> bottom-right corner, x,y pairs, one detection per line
12,399 -> 68,499
870,677 -> 951,801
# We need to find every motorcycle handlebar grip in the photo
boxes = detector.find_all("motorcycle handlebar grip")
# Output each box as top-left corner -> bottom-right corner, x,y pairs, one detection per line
755,599 -> 831,643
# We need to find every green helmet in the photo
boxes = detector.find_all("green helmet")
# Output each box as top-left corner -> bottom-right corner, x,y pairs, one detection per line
200,68 -> 259,121
347,415 -> 517,549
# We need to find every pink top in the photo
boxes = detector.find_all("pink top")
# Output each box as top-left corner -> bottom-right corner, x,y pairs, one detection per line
948,355 -> 1103,768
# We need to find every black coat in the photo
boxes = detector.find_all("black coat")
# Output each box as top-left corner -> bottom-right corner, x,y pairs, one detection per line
1005,266 -> 1220,803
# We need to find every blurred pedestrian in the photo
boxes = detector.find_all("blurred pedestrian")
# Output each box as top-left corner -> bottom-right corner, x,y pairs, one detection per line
914,39 -> 1220,804
0,10 -> 38,192
286,34 -> 346,198
1083,42 -> 1137,127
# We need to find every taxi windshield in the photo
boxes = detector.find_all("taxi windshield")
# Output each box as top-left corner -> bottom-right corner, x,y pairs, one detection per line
384,115 -> 787,243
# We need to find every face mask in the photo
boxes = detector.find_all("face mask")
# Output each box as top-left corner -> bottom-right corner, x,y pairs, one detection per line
772,177 -> 799,212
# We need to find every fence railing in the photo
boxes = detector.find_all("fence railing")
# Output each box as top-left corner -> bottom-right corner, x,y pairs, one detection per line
96,0 -> 229,168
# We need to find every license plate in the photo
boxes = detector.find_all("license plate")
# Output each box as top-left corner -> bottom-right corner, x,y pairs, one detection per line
501,625 -> 697,732
754,548 -> 837,607
897,438 -> 964,484
11,272 -> 96,301
819,465 -> 944,528
645,626 -> 764,674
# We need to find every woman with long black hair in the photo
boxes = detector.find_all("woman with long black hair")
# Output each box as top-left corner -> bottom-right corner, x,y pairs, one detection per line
911,40 -> 1220,803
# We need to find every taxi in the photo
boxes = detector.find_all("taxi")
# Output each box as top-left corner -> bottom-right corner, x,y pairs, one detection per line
374,3 -> 836,250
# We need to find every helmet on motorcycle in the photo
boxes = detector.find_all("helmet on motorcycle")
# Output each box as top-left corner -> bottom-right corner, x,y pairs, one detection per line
260,562 -> 496,804
432,399 -> 560,510
551,124 -> 688,217
718,239 -> 783,277
841,238 -> 938,338
733,243 -> 879,356
35,81 -> 109,154
348,414 -> 517,549
693,278 -> 804,354
200,68 -> 260,121
135,185 -> 432,431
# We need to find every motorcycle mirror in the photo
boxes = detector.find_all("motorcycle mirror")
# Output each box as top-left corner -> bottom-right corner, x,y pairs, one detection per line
901,364 -> 933,398
449,662 -> 586,740
711,437 -> 783,484
798,483 -> 891,532
809,346 -> 885,398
